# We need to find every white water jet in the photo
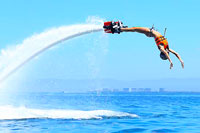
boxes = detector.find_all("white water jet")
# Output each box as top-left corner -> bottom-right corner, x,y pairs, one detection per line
0,20 -> 103,83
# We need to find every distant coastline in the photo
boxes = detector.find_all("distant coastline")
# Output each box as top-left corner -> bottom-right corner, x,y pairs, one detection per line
4,78 -> 200,93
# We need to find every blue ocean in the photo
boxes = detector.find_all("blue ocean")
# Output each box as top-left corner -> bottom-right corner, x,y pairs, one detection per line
0,92 -> 200,133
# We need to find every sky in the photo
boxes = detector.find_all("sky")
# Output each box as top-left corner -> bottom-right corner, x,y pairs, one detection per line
0,0 -> 200,91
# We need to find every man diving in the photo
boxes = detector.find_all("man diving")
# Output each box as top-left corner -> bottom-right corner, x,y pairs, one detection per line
103,21 -> 184,69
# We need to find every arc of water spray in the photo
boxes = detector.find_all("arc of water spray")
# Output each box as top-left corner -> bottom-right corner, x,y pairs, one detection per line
0,24 -> 103,83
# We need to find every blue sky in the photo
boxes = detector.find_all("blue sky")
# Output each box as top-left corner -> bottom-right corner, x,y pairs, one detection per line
0,0 -> 200,84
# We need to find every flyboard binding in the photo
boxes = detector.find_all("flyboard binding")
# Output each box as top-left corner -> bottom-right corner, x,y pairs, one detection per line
151,24 -> 167,38
103,21 -> 128,34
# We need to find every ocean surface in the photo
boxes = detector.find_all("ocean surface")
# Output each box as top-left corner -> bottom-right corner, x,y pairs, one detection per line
0,92 -> 200,133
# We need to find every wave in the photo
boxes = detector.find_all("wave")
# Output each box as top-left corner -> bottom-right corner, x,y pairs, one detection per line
0,105 -> 138,120
113,128 -> 147,133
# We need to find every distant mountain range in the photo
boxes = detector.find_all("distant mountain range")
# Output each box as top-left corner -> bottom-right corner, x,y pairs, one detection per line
10,78 -> 200,92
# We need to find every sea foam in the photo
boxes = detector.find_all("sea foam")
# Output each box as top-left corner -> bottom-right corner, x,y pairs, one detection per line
0,105 -> 138,120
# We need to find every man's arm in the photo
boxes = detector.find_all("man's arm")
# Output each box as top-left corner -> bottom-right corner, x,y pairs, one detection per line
169,48 -> 184,68
159,46 -> 173,69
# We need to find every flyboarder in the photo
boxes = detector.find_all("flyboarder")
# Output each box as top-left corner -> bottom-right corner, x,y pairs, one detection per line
103,21 -> 184,69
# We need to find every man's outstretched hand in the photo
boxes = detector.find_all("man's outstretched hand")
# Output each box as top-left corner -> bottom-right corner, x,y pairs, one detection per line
170,62 -> 173,69
181,61 -> 184,69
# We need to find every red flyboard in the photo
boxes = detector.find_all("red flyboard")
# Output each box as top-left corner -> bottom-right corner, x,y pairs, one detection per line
103,21 -> 112,33
103,21 -> 127,34
103,21 -> 119,33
